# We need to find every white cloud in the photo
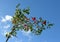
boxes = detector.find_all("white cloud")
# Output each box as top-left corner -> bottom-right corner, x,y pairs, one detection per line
1,30 -> 13,37
15,39 -> 23,42
1,30 -> 7,37
1,15 -> 12,22
21,30 -> 32,42
4,25 -> 10,29
22,29 -> 31,36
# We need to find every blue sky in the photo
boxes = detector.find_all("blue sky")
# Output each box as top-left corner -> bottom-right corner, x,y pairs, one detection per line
0,0 -> 60,42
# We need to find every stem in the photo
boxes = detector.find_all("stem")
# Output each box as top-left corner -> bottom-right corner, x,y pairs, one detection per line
6,36 -> 10,42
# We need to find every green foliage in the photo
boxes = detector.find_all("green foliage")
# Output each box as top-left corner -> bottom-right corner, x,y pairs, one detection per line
16,3 -> 20,8
5,4 -> 53,42
23,8 -> 30,14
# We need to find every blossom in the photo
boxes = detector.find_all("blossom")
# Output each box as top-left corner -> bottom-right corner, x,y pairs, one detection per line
32,17 -> 36,21
42,20 -> 46,25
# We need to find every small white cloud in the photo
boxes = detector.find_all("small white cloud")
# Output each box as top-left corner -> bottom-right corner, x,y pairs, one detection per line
22,30 -> 31,36
15,38 -> 23,42
1,30 -> 7,37
21,30 -> 32,42
1,30 -> 13,37
1,15 -> 12,22
15,39 -> 23,42
1,18 -> 6,22
4,25 -> 10,29
5,15 -> 12,20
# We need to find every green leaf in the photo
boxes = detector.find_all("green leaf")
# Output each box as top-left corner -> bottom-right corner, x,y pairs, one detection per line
35,29 -> 42,35
48,24 -> 53,26
16,3 -> 20,8
11,31 -> 17,36
39,17 -> 42,22
23,8 -> 30,14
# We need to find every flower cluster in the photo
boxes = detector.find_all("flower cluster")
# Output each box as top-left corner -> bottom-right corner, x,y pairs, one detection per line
5,4 -> 53,42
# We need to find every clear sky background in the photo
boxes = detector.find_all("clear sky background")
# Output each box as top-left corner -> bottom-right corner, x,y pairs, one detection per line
0,0 -> 60,42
